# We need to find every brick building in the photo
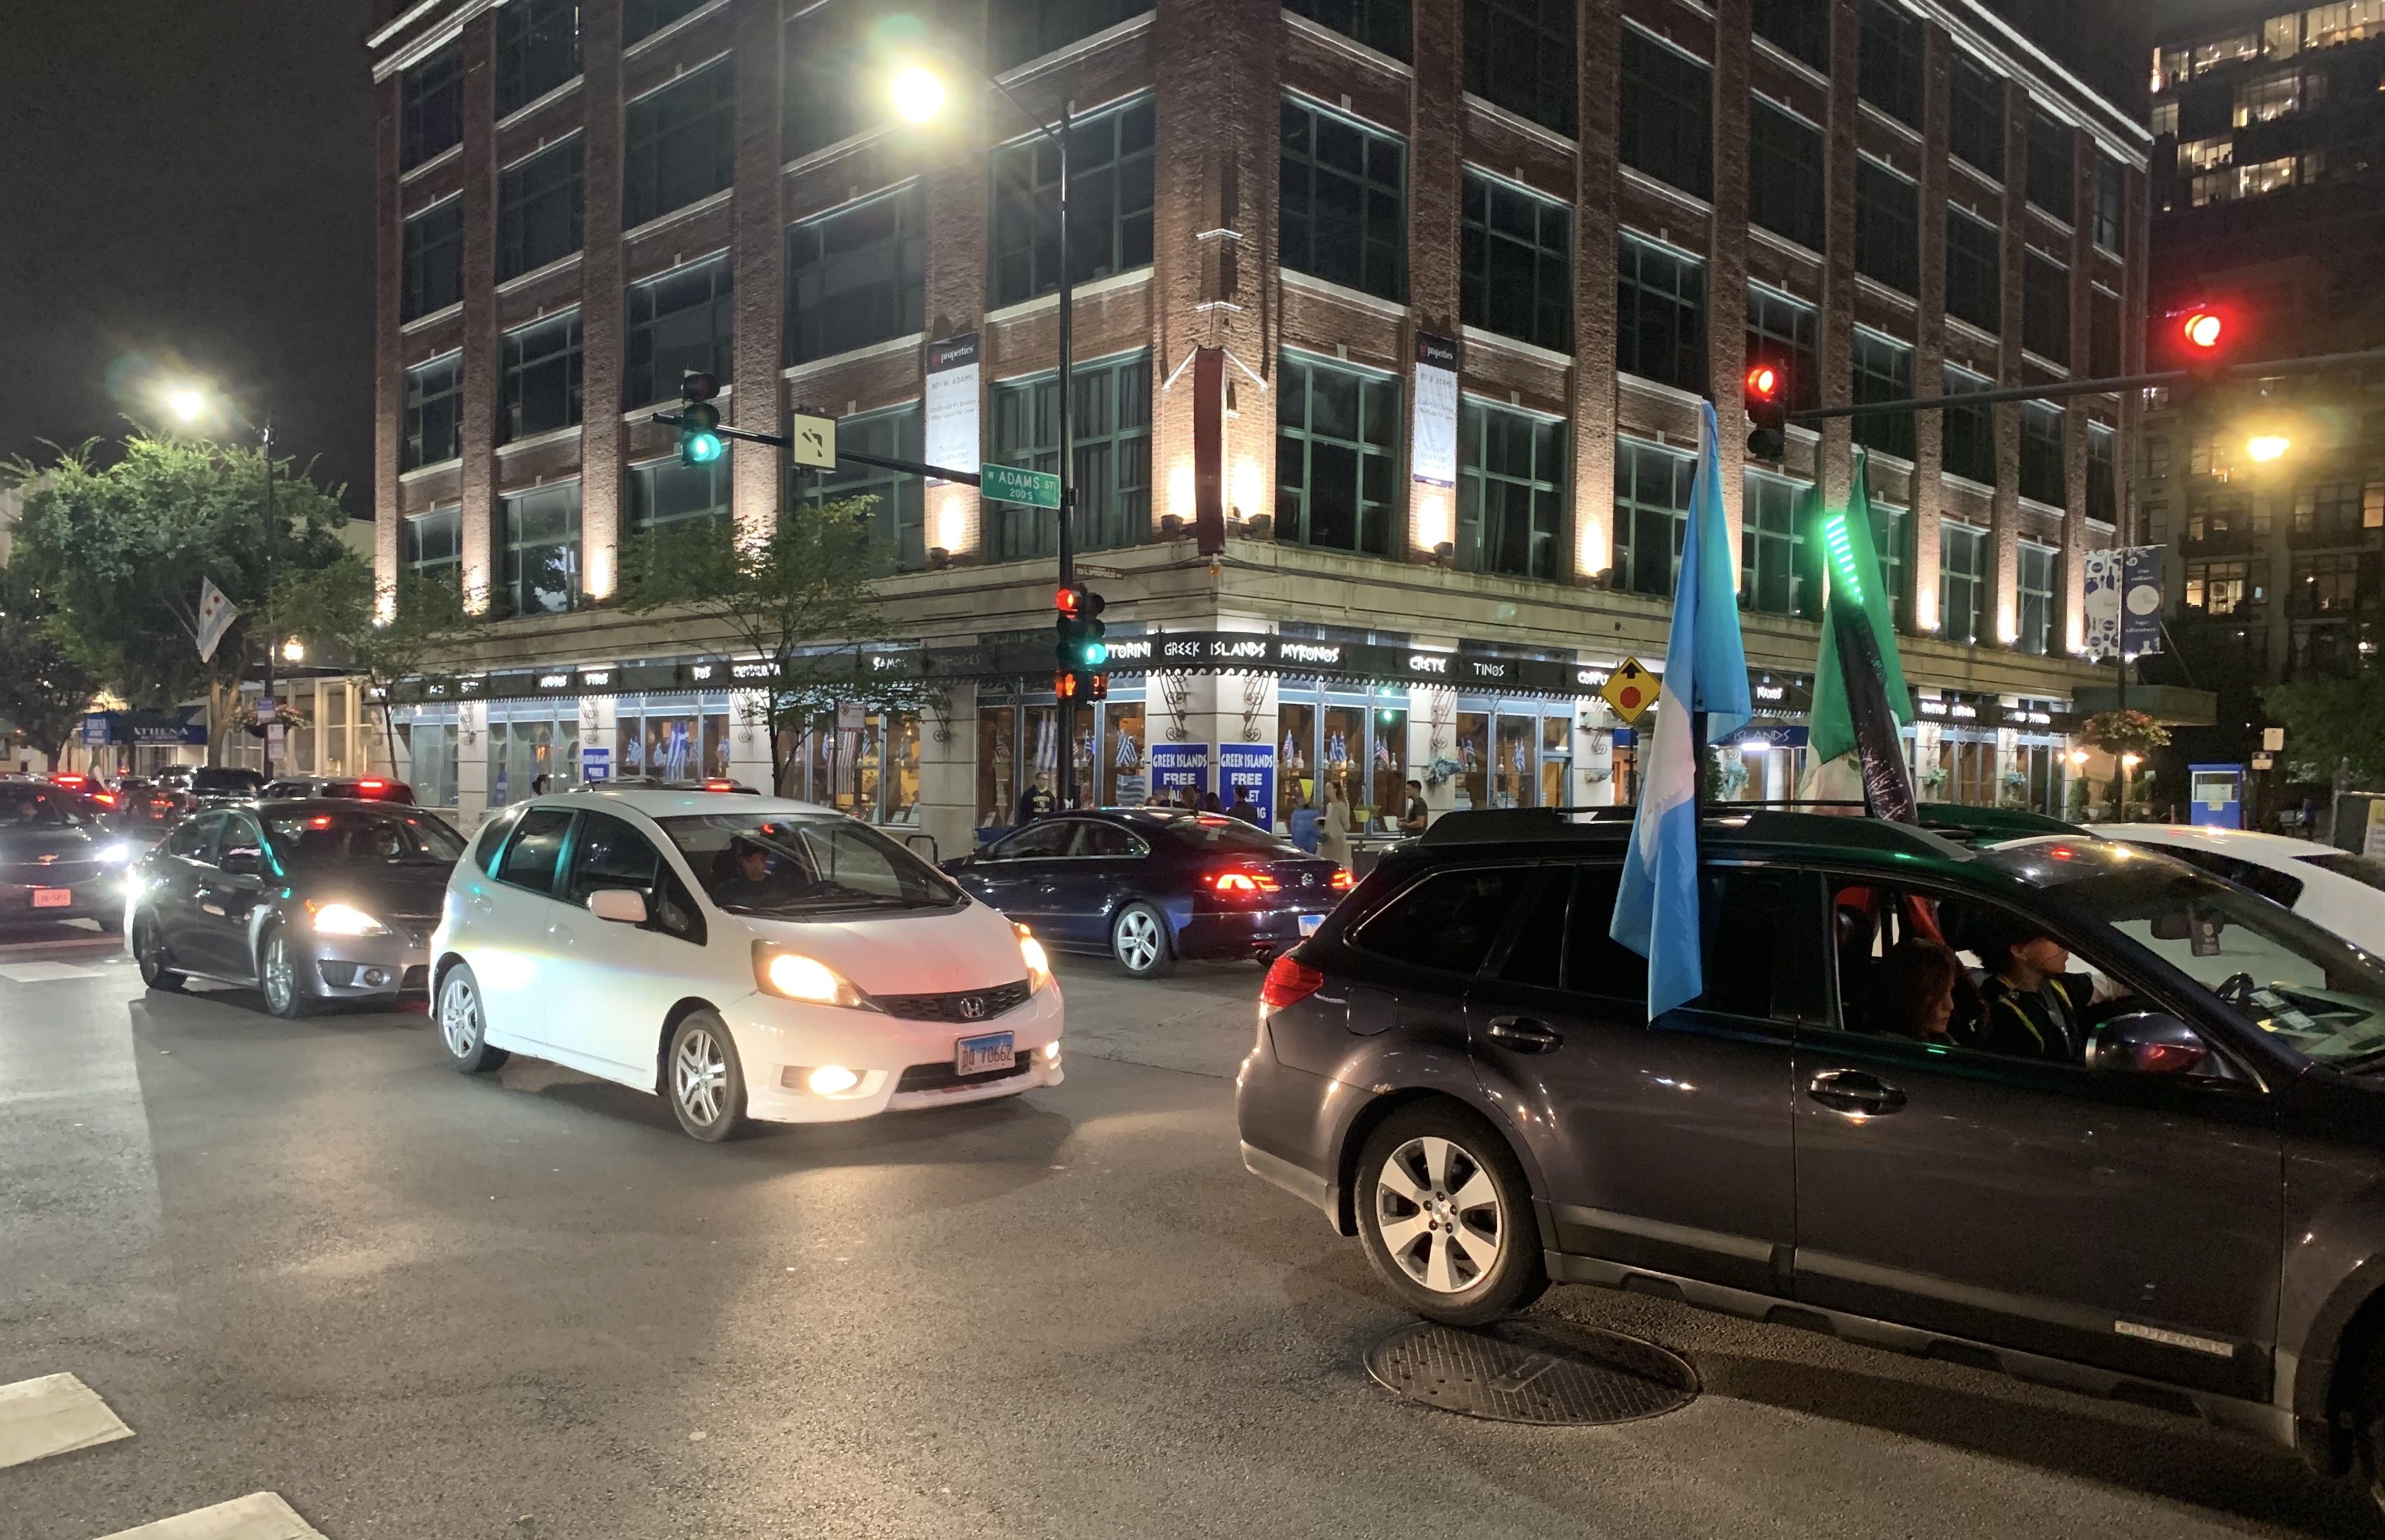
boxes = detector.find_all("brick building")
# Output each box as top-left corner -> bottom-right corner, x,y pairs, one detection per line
368,0 -> 2151,848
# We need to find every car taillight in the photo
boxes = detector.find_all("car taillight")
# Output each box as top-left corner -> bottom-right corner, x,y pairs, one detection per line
703,779 -> 735,792
1260,953 -> 1326,1011
357,778 -> 387,792
1329,869 -> 1354,891
91,792 -> 116,806
1207,868 -> 1280,895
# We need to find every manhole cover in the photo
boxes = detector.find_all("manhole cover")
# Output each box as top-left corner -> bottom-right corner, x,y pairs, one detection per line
1365,1318 -> 1699,1425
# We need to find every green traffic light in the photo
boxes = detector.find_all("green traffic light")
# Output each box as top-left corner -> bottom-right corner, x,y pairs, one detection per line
1082,639 -> 1109,667
683,431 -> 724,465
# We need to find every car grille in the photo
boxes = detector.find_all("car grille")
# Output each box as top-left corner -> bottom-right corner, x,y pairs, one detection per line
4,860 -> 103,888
894,1052 -> 1035,1095
873,980 -> 1033,1023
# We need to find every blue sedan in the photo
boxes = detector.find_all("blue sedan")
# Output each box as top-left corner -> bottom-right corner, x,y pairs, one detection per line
945,810 -> 1350,978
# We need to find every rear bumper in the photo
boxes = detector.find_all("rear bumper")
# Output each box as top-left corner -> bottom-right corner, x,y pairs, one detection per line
1233,1021 -> 1350,1234
1177,907 -> 1328,959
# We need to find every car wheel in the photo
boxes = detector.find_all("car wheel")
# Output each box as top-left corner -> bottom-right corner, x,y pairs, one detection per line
437,964 -> 509,1074
257,926 -> 315,1019
1111,902 -> 1175,978
667,1011 -> 749,1143
131,912 -> 186,994
1355,1103 -> 1547,1328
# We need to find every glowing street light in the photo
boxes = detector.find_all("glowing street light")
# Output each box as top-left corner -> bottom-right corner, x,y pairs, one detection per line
282,637 -> 306,664
2066,749 -> 2089,768
166,386 -> 209,425
889,64 -> 946,124
2247,433 -> 2292,463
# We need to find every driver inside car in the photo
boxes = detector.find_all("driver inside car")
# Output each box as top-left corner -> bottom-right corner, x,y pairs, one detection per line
1972,924 -> 2107,1062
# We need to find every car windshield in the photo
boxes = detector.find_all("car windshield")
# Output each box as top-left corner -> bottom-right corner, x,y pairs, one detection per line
2303,850 -> 2385,894
1985,839 -> 2385,1066
660,812 -> 962,917
1159,813 -> 1303,855
193,768 -> 263,794
0,787 -> 95,826
261,807 -> 466,867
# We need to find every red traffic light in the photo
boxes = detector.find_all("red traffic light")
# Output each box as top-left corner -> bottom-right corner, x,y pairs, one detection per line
2180,309 -> 2225,351
681,371 -> 720,402
1055,584 -> 1087,617
1744,363 -> 1782,402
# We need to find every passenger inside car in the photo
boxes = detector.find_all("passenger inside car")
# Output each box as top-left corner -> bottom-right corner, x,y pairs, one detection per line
1969,923 -> 2100,1062
1869,940 -> 1961,1044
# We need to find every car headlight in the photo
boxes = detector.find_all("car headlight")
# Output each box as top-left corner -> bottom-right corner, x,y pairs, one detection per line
752,944 -> 877,1010
309,901 -> 390,937
96,842 -> 134,865
1016,923 -> 1051,991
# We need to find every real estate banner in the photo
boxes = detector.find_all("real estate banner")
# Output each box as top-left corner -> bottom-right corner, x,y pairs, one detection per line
923,332 -> 981,485
1410,332 -> 1458,488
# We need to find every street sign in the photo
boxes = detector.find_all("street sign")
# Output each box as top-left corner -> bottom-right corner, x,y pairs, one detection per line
2254,753 -> 2276,771
1600,658 -> 1657,724
982,463 -> 1062,509
2263,727 -> 2286,752
791,412 -> 836,470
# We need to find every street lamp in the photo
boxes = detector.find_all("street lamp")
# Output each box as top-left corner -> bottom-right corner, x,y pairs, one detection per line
2247,433 -> 2292,463
157,380 -> 283,778
166,387 -> 208,426
282,638 -> 306,664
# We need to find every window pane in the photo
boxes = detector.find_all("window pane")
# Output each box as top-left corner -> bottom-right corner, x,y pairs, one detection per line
497,137 -> 583,282
499,309 -> 583,444
1750,0 -> 1828,72
786,183 -> 926,364
1950,54 -> 2005,177
988,354 -> 1152,558
400,43 -> 462,170
1279,98 -> 1406,302
1855,158 -> 1918,293
1943,367 -> 1996,486
625,0 -> 707,44
2019,402 -> 2065,505
1749,98 -> 1824,251
1858,0 -> 1923,127
401,198 -> 463,322
1852,331 -> 1914,461
1615,439 -> 1694,595
1353,866 -> 1535,975
402,352 -> 463,471
1459,400 -> 1565,579
1944,207 -> 2001,332
624,253 -> 732,409
1278,352 -> 1399,557
496,0 -> 580,118
1620,29 -> 1710,199
987,0 -> 1155,73
991,99 -> 1156,308
1744,285 -> 1819,412
1287,0 -> 1411,60
2024,251 -> 2070,362
2027,111 -> 2074,222
1460,173 -> 1570,351
797,405 -> 927,571
499,482 -> 583,616
623,59 -> 733,229
1466,0 -> 1575,134
1617,234 -> 1705,393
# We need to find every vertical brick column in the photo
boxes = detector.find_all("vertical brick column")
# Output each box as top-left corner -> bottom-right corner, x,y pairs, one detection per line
1570,0 -> 1623,584
1709,0 -> 1750,562
2118,164 -> 2149,552
1909,24 -> 1951,635
457,12 -> 501,612
921,56 -> 991,561
2061,131 -> 2095,654
1407,0 -> 1464,558
731,0 -> 785,546
1816,0 -> 1862,512
579,0 -> 625,598
1989,79 -> 2029,648
373,76 -> 403,615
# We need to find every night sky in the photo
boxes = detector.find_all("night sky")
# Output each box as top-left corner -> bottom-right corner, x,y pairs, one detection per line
0,2 -> 377,513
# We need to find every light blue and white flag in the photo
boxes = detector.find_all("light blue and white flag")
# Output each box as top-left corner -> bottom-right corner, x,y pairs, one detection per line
1611,401 -> 1753,1019
195,578 -> 238,664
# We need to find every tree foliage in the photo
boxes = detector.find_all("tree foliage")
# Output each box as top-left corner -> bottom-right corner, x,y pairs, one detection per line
2262,675 -> 2385,782
2082,708 -> 2171,758
0,552 -> 101,768
273,554 -> 481,777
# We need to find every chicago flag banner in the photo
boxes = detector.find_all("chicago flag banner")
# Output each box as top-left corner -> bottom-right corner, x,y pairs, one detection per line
195,578 -> 239,664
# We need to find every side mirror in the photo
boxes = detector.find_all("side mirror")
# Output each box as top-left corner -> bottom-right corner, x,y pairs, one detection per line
587,888 -> 648,925
2086,1011 -> 2210,1076
219,846 -> 263,877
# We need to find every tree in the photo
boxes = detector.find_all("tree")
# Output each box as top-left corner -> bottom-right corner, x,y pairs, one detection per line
2083,708 -> 2171,818
2262,675 -> 2385,783
9,436 -> 348,763
616,500 -> 929,792
0,554 -> 101,769
272,554 -> 481,778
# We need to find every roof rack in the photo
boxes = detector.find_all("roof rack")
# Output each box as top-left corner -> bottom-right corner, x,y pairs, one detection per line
1417,803 -> 1971,859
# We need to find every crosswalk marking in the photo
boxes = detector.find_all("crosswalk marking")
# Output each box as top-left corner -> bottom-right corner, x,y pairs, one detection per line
98,1493 -> 328,1540
0,1371 -> 134,1469
0,961 -> 107,982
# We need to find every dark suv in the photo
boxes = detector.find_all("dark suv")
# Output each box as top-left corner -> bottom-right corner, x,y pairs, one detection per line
1237,808 -> 2385,1507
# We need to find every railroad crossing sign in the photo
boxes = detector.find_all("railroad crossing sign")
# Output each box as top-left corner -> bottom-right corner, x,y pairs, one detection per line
1600,658 -> 1657,724
982,463 -> 1062,509
790,412 -> 836,470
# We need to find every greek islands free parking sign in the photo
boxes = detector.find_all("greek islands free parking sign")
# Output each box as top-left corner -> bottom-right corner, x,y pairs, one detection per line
1219,743 -> 1276,814
1149,742 -> 1209,799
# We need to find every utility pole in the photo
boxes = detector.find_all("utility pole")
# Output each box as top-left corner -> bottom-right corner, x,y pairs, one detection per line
1053,100 -> 1078,810
260,415 -> 277,780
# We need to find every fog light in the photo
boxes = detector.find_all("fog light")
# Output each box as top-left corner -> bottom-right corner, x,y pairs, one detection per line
807,1065 -> 861,1096
1042,1040 -> 1061,1062
361,968 -> 390,988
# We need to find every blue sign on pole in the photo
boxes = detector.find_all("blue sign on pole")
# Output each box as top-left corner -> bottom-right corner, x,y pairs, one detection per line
1219,743 -> 1276,817
1148,743 -> 1208,800
581,745 -> 612,784
2122,545 -> 2165,656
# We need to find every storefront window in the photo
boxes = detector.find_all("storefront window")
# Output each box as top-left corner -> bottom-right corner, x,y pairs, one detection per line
1453,711 -> 1490,811
1540,715 -> 1571,807
1278,701 -> 1318,808
1025,704 -> 1062,807
1494,714 -> 1536,808
810,707 -> 858,814
978,706 -> 1019,828
1368,706 -> 1407,830
1102,700 -> 1148,807
323,685 -> 350,775
1321,704 -> 1366,807
884,711 -> 922,823
399,719 -> 458,808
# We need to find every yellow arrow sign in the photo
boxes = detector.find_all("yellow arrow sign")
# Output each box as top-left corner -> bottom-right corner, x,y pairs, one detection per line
1599,658 -> 1657,724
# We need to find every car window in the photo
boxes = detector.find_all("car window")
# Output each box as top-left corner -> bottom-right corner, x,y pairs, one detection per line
1071,822 -> 1144,858
1352,866 -> 1536,977
192,768 -> 264,794
473,805 -> 525,875
261,807 -> 465,868
1560,863 -> 1802,1018
219,816 -> 268,872
166,814 -> 222,861
2158,845 -> 2306,910
660,812 -> 963,916
0,786 -> 95,826
1164,814 -> 1302,855
1494,868 -> 1569,988
2302,851 -> 2385,894
565,811 -> 706,943
496,808 -> 574,897
989,823 -> 1074,859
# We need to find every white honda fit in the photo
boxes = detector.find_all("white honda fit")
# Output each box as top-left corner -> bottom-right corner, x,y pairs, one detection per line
430,787 -> 1064,1141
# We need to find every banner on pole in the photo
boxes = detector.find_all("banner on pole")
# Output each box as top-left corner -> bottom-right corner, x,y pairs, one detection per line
1409,332 -> 1458,488
923,333 -> 981,485
196,578 -> 238,663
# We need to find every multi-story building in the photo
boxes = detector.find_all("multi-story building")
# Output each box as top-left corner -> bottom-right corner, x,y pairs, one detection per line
2144,2 -> 2385,771
368,0 -> 2151,848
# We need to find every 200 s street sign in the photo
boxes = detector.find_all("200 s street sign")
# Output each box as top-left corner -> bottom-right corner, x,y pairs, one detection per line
982,463 -> 1061,509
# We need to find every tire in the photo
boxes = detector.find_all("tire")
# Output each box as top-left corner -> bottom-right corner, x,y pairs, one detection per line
131,911 -> 187,994
1355,1102 -> 1547,1328
257,926 -> 315,1020
437,963 -> 509,1074
1111,902 -> 1176,978
666,1011 -> 749,1143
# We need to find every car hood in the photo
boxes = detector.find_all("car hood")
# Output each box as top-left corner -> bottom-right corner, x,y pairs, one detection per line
0,823 -> 104,865
738,898 -> 1029,996
285,864 -> 455,920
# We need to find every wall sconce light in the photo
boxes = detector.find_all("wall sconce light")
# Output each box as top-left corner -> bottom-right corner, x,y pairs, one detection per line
1432,541 -> 1455,567
1158,513 -> 1186,539
1246,512 -> 1276,541
926,545 -> 951,570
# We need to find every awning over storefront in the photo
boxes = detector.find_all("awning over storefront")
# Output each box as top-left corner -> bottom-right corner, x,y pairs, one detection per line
81,708 -> 206,747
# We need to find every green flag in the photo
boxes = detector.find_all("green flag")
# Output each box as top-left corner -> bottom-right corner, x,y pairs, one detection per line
1806,452 -> 1914,764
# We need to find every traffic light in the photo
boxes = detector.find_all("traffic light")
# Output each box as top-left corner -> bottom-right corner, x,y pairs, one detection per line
1744,363 -> 1788,461
679,371 -> 723,467
1054,584 -> 1109,669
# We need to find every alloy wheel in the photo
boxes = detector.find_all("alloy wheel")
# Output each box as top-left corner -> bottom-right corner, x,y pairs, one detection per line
674,1026 -> 729,1127
439,976 -> 481,1058
135,917 -> 169,983
263,934 -> 296,1014
1375,1135 -> 1505,1295
1115,910 -> 1161,972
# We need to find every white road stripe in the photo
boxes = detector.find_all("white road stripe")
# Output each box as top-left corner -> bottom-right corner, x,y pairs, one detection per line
97,1493 -> 328,1539
0,962 -> 106,982
0,1372 -> 134,1468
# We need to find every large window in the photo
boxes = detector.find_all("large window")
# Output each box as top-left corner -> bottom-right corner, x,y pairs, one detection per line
1616,234 -> 1705,393
497,137 -> 583,282
2018,541 -> 2057,655
2293,552 -> 2363,614
1742,472 -> 1813,616
2093,155 -> 2125,251
1852,329 -> 1914,461
402,506 -> 460,582
988,352 -> 1152,558
499,482 -> 583,616
2087,420 -> 2117,522
1280,98 -> 1405,302
401,197 -> 463,322
1465,0 -> 1575,135
1872,497 -> 1910,627
1859,0 -> 1924,128
624,253 -> 732,409
2234,65 -> 2308,125
784,1 -> 872,159
1276,353 -> 1399,557
2185,559 -> 2251,615
797,406 -> 926,571
2090,287 -> 2121,377
988,0 -> 1152,73
1288,0 -> 1410,59
625,0 -> 708,44
2302,480 -> 2368,539
1750,0 -> 1827,72
1461,173 -> 1570,351
497,0 -> 580,117
499,310 -> 583,444
623,59 -> 732,229
1744,284 -> 1818,411
1944,206 -> 2001,331
400,42 -> 462,170
1457,401 -> 1565,579
402,352 -> 462,471
991,98 -> 1154,308
1749,98 -> 1825,251
1939,520 -> 1987,644
1620,28 -> 1710,199
2026,111 -> 2074,222
1615,439 -> 1695,597
2023,251 -> 2069,361
2019,400 -> 2064,505
626,457 -> 729,538
1854,158 -> 1918,293
1942,365 -> 1996,486
786,185 -> 926,364
1950,54 -> 2005,177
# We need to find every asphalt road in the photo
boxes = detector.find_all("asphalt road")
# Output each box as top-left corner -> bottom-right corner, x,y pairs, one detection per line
2,920 -> 2377,1540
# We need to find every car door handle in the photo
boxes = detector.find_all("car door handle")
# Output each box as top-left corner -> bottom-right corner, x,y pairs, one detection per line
1807,1069 -> 1908,1116
1485,1015 -> 1563,1053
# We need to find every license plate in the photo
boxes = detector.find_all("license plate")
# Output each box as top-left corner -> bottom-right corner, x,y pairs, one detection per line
1298,913 -> 1325,937
954,1031 -> 1015,1076
31,888 -> 72,909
